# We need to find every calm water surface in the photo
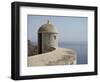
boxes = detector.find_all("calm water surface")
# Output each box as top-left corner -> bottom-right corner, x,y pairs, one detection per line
59,42 -> 88,64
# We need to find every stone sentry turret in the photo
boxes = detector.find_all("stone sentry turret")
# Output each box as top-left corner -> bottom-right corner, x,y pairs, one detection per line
28,20 -> 77,66
38,20 -> 58,54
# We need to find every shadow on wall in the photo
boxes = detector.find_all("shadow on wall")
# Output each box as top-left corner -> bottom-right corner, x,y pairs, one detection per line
28,40 -> 56,56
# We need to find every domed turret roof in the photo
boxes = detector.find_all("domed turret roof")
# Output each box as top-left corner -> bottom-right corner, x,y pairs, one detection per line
38,20 -> 58,33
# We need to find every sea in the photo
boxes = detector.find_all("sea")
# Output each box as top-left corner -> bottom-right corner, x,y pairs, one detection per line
59,42 -> 88,64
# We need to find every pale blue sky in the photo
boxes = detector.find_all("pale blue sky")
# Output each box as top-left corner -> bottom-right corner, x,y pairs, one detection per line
28,15 -> 87,43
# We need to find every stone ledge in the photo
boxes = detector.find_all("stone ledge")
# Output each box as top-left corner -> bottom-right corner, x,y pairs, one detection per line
28,48 -> 77,66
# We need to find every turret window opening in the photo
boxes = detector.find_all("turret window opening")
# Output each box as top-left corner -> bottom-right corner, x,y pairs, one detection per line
54,36 -> 56,40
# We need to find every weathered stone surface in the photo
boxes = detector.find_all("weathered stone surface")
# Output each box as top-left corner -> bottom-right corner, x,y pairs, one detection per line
28,48 -> 77,66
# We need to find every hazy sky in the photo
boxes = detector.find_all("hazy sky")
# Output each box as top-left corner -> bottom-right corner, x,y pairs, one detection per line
28,15 -> 87,43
